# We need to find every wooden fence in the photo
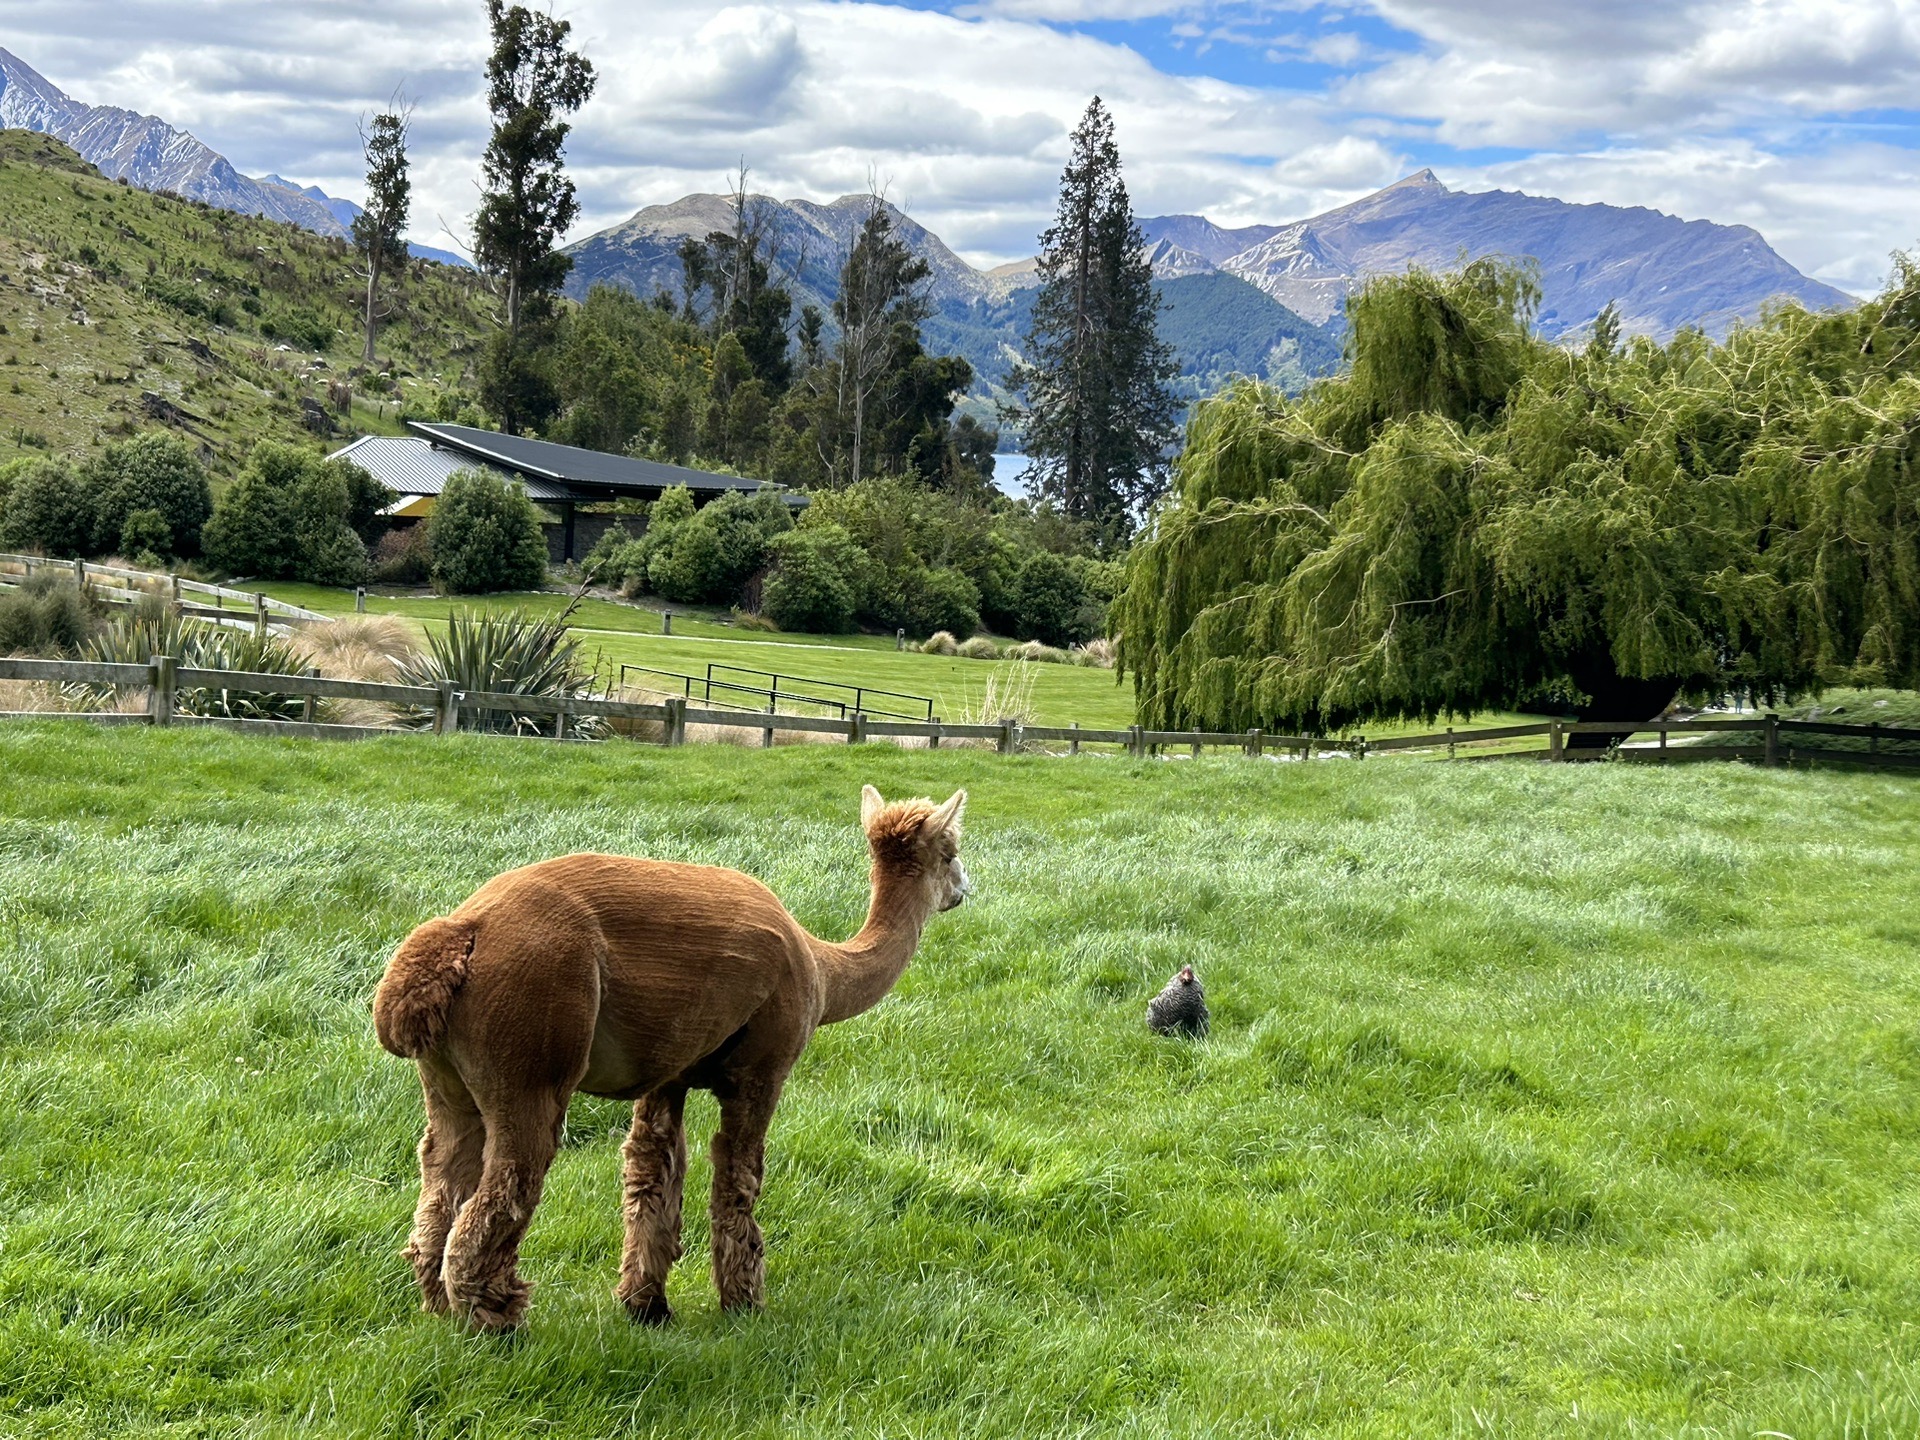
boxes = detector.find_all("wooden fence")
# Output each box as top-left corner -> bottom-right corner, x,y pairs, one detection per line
0,553 -> 328,635
3,654 -> 1918,768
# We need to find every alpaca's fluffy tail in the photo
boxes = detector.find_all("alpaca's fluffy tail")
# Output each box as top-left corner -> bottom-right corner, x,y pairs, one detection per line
374,918 -> 475,1059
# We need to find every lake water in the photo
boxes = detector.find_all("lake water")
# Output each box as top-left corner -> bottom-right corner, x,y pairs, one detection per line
993,452 -> 1037,499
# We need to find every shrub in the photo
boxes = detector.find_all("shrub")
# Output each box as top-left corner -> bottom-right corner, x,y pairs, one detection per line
370,525 -> 432,585
118,508 -> 172,564
79,599 -> 310,719
921,630 -> 959,656
0,458 -> 94,558
762,524 -> 860,634
1072,637 -> 1117,668
1003,640 -> 1071,664
730,608 -> 779,632
426,468 -> 550,594
647,490 -> 792,606
1013,550 -> 1090,647
909,567 -> 981,639
201,442 -> 376,584
0,573 -> 96,655
390,605 -> 598,735
89,431 -> 211,558
956,635 -> 1000,660
261,304 -> 334,352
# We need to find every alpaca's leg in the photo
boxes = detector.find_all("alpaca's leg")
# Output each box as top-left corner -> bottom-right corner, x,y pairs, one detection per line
441,1089 -> 568,1332
404,1067 -> 486,1313
615,1086 -> 688,1325
710,1085 -> 780,1313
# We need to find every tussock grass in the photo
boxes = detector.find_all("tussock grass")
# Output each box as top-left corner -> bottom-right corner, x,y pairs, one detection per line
2,726 -> 1918,1435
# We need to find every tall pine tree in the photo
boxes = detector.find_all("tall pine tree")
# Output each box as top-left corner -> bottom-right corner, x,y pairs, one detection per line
473,0 -> 596,435
1010,97 -> 1177,538
352,104 -> 411,368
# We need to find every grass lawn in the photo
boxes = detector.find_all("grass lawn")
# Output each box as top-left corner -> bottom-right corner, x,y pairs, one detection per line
2,725 -> 1918,1436
256,582 -> 1546,736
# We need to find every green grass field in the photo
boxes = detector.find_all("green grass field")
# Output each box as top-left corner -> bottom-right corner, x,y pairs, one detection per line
259,581 -> 1145,728
257,582 -> 1548,737
2,724 -> 1918,1436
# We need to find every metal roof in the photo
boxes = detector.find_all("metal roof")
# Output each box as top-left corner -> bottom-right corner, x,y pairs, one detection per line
406,421 -> 796,500
329,435 -> 573,502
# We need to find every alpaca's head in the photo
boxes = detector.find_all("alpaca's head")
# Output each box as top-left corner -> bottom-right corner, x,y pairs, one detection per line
860,784 -> 970,911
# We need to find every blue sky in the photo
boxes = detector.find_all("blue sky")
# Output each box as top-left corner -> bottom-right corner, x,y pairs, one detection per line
3,0 -> 1917,293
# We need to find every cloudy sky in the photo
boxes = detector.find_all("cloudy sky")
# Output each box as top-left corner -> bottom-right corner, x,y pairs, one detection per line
3,0 -> 1918,293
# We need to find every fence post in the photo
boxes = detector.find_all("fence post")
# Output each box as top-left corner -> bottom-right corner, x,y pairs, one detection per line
1189,735 -> 1202,759
927,721 -> 941,751
849,712 -> 868,745
999,718 -> 1018,755
661,611 -> 673,636
1128,723 -> 1144,759
1447,726 -> 1455,761
355,587 -> 367,614
302,666 -> 320,724
253,592 -> 268,637
1549,721 -> 1564,761
1659,723 -> 1668,754
1764,712 -> 1780,767
1069,722 -> 1080,756
1871,721 -> 1881,757
895,628 -> 905,652
1355,736 -> 1367,761
664,695 -> 686,747
762,703 -> 776,750
555,701 -> 569,741
1247,728 -> 1262,758
170,573 -> 182,607
74,557 -> 85,586
1301,737 -> 1314,763
430,681 -> 456,735
149,654 -> 175,727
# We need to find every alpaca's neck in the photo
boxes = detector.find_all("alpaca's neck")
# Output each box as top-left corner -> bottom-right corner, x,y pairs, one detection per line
811,867 -> 933,1025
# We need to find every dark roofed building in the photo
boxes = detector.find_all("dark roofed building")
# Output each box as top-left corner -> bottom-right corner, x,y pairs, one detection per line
330,421 -> 804,562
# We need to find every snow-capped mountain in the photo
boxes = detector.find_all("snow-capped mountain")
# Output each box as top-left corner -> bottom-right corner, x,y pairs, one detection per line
0,49 -> 466,266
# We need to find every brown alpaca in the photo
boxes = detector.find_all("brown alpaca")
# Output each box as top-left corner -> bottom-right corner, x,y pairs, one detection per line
372,784 -> 968,1332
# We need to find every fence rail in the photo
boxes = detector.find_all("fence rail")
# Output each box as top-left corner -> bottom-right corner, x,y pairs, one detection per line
4,654 -> 1920,768
0,553 -> 329,631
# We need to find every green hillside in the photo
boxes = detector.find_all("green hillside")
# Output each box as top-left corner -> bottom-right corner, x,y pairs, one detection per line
0,130 -> 493,477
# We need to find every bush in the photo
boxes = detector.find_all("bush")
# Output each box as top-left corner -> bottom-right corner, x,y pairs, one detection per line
1003,640 -> 1071,664
0,458 -> 94,558
89,432 -> 212,559
762,525 -> 860,633
261,304 -> 334,352
79,600 -> 310,719
1013,550 -> 1090,647
370,525 -> 432,585
0,573 -> 95,655
956,635 -> 1000,660
390,606 -> 598,734
647,490 -> 791,606
118,508 -> 172,564
906,566 -> 980,639
201,443 -> 376,585
921,630 -> 959,656
426,468 -> 550,594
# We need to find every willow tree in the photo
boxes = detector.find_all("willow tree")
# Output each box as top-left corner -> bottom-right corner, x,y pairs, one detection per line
1117,256 -> 1920,735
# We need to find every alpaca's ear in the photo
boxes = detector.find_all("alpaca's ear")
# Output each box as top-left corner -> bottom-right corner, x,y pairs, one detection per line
928,789 -> 966,836
860,784 -> 885,832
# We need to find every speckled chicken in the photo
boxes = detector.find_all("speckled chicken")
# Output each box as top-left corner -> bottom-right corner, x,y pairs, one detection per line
1147,964 -> 1209,1038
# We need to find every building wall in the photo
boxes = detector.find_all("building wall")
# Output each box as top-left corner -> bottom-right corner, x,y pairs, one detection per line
542,510 -> 639,565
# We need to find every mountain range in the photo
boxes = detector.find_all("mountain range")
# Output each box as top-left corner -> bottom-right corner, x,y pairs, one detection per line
0,44 -> 1858,405
0,48 -> 466,268
562,171 -> 1853,403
